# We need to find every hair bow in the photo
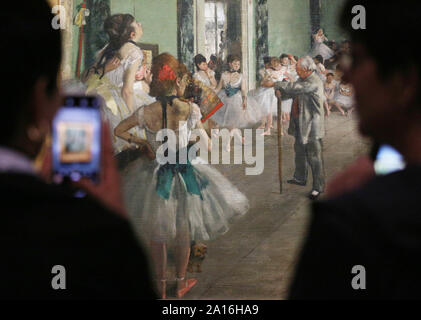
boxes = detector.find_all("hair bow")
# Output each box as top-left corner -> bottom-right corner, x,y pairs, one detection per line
158,64 -> 177,81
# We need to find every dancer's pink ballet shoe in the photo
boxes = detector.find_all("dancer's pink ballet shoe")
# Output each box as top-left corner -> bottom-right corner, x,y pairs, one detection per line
176,278 -> 197,299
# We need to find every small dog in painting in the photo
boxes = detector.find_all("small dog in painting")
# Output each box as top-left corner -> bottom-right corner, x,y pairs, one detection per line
188,241 -> 207,273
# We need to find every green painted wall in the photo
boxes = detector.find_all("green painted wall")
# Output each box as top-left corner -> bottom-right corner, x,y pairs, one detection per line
111,0 -> 178,56
110,0 -> 134,14
267,0 -> 311,57
68,0 -> 347,79
70,0 -> 177,77
320,0 -> 348,42
249,0 -> 256,88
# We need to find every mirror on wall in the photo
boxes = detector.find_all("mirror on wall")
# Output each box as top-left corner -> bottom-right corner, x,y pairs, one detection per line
204,0 -> 242,63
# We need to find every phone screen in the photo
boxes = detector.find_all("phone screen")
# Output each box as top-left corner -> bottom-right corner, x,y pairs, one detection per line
374,144 -> 405,175
52,96 -> 101,182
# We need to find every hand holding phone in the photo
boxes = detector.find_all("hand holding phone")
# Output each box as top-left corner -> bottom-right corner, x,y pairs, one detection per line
39,95 -> 126,217
52,96 -> 102,182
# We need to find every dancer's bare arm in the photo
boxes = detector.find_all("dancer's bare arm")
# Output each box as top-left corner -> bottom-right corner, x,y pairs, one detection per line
215,74 -> 224,93
114,113 -> 155,159
241,76 -> 247,109
207,70 -> 218,89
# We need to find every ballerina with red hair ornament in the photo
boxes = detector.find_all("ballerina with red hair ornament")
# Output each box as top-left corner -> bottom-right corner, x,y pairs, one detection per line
158,64 -> 177,81
114,53 -> 249,299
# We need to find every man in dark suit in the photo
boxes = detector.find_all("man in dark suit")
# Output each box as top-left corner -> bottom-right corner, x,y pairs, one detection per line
0,1 -> 156,299
288,0 -> 421,299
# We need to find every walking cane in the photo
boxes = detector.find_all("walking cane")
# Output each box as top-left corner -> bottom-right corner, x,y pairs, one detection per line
276,90 -> 283,194
74,1 -> 89,78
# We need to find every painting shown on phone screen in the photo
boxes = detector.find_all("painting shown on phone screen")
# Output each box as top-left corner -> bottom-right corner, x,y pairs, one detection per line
58,122 -> 93,163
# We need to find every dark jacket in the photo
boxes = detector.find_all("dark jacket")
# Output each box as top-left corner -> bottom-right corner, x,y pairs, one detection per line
0,173 -> 156,299
289,165 -> 421,299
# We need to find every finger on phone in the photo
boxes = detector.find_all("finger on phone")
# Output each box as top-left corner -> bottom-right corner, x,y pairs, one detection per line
35,135 -> 53,182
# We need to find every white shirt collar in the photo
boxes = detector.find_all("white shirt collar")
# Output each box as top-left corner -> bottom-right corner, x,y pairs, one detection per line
0,146 -> 35,175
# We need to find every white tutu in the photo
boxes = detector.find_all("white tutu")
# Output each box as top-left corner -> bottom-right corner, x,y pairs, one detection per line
212,72 -> 263,128
86,44 -> 146,153
280,98 -> 293,113
122,157 -> 249,242
311,42 -> 334,61
102,85 -> 137,145
213,90 -> 263,128
122,103 -> 249,244
247,87 -> 277,117
85,73 -> 142,153
271,98 -> 293,116
334,93 -> 354,109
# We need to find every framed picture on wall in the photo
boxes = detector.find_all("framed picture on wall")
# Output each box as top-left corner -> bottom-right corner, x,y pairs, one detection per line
137,43 -> 159,66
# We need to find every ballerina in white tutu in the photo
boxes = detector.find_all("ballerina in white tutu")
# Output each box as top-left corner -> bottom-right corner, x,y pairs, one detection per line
310,29 -> 334,61
83,14 -> 146,154
270,55 -> 295,134
213,55 -> 263,149
323,72 -> 337,116
331,80 -> 355,116
247,56 -> 277,135
114,53 -> 249,299
313,55 -> 328,82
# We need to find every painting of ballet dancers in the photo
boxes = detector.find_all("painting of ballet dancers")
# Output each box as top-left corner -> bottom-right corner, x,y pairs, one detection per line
57,0 -> 365,300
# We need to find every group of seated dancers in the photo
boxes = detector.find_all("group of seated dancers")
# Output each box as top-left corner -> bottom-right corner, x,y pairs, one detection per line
310,29 -> 356,116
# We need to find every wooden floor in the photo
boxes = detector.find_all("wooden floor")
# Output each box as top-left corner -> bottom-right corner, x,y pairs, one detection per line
158,112 -> 369,300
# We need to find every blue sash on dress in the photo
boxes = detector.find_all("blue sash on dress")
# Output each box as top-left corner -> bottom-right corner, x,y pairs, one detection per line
156,145 -> 209,200
155,97 -> 209,200
224,85 -> 241,97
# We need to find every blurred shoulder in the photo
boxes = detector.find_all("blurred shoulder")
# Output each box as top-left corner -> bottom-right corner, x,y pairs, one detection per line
314,166 -> 421,238
0,173 -> 128,229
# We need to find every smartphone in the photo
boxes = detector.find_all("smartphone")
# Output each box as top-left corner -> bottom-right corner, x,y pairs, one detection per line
374,144 -> 405,175
52,96 -> 101,182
